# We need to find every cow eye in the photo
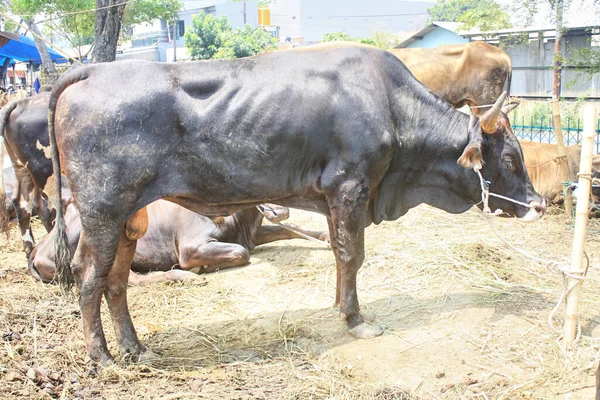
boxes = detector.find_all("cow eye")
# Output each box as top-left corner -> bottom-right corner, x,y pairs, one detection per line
502,158 -> 515,171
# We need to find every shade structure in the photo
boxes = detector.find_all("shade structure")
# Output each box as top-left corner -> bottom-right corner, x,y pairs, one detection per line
0,31 -> 67,64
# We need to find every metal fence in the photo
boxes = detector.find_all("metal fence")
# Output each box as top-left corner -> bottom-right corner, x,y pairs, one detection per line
511,117 -> 600,154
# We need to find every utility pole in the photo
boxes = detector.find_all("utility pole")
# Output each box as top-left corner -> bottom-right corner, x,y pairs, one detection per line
173,20 -> 177,62
243,1 -> 247,24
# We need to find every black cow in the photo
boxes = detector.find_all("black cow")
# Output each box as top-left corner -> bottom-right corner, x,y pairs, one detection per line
48,43 -> 545,364
0,92 -> 60,255
28,200 -> 328,285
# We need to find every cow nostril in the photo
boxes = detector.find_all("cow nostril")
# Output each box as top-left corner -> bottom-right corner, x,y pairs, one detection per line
530,200 -> 547,213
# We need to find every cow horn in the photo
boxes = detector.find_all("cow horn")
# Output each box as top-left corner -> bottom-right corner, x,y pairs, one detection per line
479,91 -> 507,134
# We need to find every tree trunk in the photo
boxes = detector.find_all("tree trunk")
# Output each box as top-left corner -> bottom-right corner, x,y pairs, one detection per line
92,0 -> 127,63
26,19 -> 59,87
551,0 -> 571,216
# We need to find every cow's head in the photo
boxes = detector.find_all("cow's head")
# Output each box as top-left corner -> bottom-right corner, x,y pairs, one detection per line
457,92 -> 546,221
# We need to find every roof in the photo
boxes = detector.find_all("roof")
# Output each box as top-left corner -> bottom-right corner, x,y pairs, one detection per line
460,24 -> 600,37
396,22 -> 461,48
0,31 -> 68,64
395,22 -> 600,48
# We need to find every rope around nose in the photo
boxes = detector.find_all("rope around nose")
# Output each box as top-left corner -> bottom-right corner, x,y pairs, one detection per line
474,167 -> 535,216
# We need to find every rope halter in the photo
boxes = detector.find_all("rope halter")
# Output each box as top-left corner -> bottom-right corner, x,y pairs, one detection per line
473,166 -> 536,216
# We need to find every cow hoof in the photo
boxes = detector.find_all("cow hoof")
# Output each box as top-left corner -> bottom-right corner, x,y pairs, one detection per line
89,353 -> 114,367
348,322 -> 384,339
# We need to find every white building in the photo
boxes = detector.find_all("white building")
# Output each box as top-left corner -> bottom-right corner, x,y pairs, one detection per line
270,0 -> 433,44
119,0 -> 259,62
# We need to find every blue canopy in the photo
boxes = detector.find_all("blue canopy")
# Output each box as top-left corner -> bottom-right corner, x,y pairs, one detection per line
0,31 -> 67,64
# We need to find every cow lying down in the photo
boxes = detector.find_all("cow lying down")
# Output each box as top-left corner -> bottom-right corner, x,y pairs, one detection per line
29,200 -> 328,286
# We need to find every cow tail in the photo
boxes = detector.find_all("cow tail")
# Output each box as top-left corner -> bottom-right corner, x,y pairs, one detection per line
0,100 -> 19,233
48,68 -> 89,294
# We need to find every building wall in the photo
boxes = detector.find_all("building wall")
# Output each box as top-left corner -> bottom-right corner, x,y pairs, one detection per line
270,0 -> 432,44
505,32 -> 600,99
215,2 -> 258,28
406,27 -> 469,48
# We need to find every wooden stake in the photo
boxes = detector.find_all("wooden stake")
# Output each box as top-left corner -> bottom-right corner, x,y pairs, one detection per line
563,104 -> 595,347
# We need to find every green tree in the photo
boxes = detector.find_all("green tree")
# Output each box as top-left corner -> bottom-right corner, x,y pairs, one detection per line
11,0 -> 182,64
185,12 -> 277,60
214,24 -> 278,59
321,32 -> 354,42
321,31 -> 402,50
184,12 -> 232,60
427,0 -> 512,31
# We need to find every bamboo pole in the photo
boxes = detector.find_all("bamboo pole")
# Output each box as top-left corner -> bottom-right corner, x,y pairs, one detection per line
552,100 -> 572,216
563,104 -> 595,347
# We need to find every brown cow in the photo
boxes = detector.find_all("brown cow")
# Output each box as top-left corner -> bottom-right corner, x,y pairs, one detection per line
28,200 -> 328,285
390,41 -> 512,116
519,141 -> 600,204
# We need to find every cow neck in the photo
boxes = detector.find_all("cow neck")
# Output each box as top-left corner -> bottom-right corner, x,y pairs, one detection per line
372,86 -> 482,223
392,85 -> 474,175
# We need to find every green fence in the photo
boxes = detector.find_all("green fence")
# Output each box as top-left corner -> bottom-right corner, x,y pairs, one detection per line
511,116 -> 600,153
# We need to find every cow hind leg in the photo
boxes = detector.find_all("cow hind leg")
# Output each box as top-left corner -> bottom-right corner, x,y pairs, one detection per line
325,180 -> 383,339
104,208 -> 150,361
71,227 -> 121,365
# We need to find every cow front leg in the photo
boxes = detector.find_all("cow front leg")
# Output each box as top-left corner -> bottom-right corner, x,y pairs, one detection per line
326,217 -> 341,308
14,199 -> 34,257
35,190 -> 55,233
179,241 -> 250,273
326,181 -> 383,339
105,208 -> 148,361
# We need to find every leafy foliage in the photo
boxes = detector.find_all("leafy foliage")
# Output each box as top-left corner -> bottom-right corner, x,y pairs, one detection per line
124,0 -> 181,27
185,11 -> 277,60
213,24 -> 278,59
320,31 -> 401,50
184,12 -> 231,60
427,0 -> 512,31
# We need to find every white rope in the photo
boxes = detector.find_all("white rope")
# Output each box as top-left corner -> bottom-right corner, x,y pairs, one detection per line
469,103 -> 496,109
474,168 -> 534,216
474,167 -> 587,341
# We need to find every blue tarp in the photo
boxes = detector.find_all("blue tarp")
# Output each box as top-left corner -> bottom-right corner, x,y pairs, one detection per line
0,31 -> 67,64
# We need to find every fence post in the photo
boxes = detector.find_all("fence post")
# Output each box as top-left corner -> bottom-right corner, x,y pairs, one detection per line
530,116 -> 533,141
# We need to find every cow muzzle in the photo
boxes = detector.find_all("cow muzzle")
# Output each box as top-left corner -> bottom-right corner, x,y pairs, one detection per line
519,200 -> 546,222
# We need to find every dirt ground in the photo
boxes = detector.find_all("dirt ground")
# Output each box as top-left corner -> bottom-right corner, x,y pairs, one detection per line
1,205 -> 599,399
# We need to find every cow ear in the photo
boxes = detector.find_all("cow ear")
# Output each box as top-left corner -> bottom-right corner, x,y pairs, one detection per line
458,142 -> 483,170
